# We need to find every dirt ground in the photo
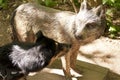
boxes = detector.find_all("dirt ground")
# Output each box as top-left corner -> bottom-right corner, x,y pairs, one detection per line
17,59 -> 120,80
0,1 -> 120,80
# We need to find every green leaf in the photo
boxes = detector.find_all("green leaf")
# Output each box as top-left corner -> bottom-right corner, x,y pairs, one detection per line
109,26 -> 117,32
44,0 -> 56,7
0,0 -> 8,9
0,0 -> 3,5
102,0 -> 109,4
106,9 -> 113,15
109,33 -> 116,38
111,0 -> 115,3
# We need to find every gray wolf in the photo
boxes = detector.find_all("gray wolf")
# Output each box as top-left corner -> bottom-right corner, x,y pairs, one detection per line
10,0 -> 106,79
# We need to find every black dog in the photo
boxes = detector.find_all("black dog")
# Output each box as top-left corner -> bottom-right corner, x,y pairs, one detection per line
0,31 -> 71,80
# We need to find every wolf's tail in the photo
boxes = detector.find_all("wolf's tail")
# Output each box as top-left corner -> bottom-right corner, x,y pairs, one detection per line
10,10 -> 19,42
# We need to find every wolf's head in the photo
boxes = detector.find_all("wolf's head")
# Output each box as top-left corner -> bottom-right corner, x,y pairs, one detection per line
74,0 -> 106,43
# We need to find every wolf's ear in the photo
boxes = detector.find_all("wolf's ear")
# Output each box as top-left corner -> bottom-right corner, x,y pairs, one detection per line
79,0 -> 91,11
93,5 -> 105,18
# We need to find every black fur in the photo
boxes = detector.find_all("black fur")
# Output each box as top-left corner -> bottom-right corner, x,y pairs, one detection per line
0,31 -> 71,79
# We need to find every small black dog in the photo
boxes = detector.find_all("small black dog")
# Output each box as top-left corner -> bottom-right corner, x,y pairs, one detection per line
0,31 -> 71,80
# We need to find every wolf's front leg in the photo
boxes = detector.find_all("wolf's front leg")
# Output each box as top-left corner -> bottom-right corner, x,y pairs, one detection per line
61,41 -> 82,80
61,54 -> 72,80
61,55 -> 81,80
70,42 -> 80,74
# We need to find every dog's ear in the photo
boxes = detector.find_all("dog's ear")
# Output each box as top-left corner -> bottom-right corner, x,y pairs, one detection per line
36,31 -> 44,42
36,31 -> 44,38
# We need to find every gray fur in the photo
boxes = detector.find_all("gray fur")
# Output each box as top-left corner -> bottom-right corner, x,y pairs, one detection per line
9,45 -> 45,73
11,2 -> 106,44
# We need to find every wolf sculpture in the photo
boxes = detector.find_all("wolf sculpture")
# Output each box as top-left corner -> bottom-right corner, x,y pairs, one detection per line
11,0 -> 106,79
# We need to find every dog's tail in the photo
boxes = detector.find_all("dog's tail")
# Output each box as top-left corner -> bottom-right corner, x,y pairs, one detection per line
10,10 -> 19,42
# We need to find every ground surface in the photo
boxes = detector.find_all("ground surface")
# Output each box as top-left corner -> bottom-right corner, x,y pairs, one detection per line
18,59 -> 120,80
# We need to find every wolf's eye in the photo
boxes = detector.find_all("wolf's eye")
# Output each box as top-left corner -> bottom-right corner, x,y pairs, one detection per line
86,23 -> 96,29
86,24 -> 93,29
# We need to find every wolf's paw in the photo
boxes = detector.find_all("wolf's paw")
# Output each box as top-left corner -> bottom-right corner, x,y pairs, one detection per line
70,68 -> 82,78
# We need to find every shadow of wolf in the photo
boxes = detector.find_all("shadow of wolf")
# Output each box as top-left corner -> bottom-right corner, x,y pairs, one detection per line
11,0 -> 106,79
0,31 -> 71,80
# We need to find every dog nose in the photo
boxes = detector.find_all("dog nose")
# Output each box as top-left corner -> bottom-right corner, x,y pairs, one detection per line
75,35 -> 84,40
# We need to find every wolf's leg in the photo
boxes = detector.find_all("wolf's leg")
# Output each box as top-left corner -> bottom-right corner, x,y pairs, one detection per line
61,54 -> 72,80
61,54 -> 81,80
70,42 -> 81,78
70,52 -> 78,69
